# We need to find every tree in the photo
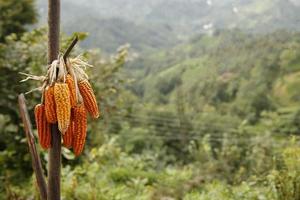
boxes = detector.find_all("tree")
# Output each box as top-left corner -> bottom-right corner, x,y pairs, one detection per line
0,0 -> 37,42
0,29 -> 47,195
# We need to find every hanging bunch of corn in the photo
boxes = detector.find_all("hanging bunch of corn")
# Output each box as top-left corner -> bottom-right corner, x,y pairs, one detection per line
20,55 -> 99,156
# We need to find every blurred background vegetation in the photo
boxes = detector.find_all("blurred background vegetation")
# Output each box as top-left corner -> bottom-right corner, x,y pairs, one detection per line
2,0 -> 300,199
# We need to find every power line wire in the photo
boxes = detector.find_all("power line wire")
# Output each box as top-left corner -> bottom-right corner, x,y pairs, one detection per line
105,127 -> 294,144
110,115 -> 237,132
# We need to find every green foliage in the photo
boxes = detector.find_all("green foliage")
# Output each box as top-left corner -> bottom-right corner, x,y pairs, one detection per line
9,136 -> 299,200
0,29 -> 47,192
0,0 -> 37,42
268,140 -> 300,200
129,30 -> 300,123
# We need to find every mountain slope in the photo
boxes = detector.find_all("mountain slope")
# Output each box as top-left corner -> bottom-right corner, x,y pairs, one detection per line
127,30 -> 300,123
36,0 -> 179,52
36,0 -> 300,52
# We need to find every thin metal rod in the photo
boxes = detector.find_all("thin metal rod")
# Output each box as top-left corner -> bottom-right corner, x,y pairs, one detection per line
18,94 -> 47,200
47,0 -> 61,199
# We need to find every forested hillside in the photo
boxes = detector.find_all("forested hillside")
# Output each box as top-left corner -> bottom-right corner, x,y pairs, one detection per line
2,0 -> 300,199
119,30 -> 300,161
129,30 -> 300,118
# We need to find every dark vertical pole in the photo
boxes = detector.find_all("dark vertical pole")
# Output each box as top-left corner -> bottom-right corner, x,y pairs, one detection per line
48,0 -> 61,199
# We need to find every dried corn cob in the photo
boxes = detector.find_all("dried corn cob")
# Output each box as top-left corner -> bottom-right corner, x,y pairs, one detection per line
63,117 -> 74,148
78,80 -> 99,118
44,86 -> 57,123
66,74 -> 77,107
34,104 -> 51,149
54,83 -> 71,134
72,104 -> 87,156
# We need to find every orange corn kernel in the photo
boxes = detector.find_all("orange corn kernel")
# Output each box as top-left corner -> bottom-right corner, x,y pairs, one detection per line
54,83 -> 71,134
78,80 -> 99,119
66,74 -> 77,107
63,117 -> 74,148
72,104 -> 87,156
34,104 -> 51,149
44,86 -> 57,123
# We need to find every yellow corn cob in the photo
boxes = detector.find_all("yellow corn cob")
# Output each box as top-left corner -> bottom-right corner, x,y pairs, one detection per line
44,86 -> 57,123
78,80 -> 99,119
66,74 -> 77,108
34,104 -> 51,149
72,104 -> 87,156
54,83 -> 71,134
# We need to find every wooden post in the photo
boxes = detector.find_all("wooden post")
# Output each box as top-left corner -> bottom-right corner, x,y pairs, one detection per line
47,0 -> 61,199
18,1 -> 78,198
18,94 -> 47,200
